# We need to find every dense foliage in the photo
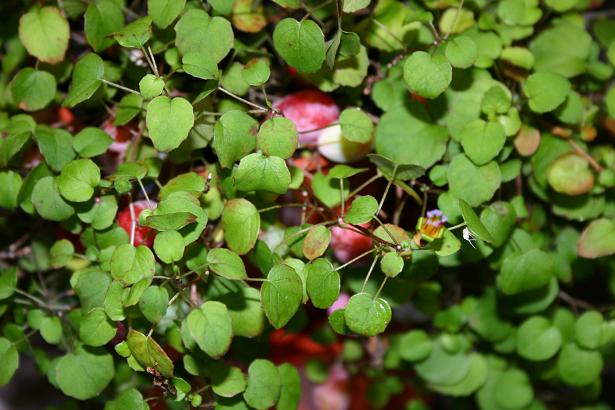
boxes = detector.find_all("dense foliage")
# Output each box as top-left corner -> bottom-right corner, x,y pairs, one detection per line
1,0 -> 615,409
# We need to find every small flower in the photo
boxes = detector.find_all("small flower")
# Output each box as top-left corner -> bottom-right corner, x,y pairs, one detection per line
416,209 -> 448,242
462,227 -> 478,248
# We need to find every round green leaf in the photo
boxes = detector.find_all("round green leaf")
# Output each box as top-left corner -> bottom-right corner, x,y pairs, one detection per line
344,195 -> 378,225
460,120 -> 506,166
182,52 -> 219,80
31,176 -> 75,221
302,226 -> 331,261
73,127 -> 113,158
243,359 -> 281,409
0,338 -> 18,386
524,71 -> 571,113
399,330 -> 432,362
344,293 -> 392,336
278,363 -> 301,410
403,51 -> 452,99
84,0 -> 124,52
242,58 -> 271,86
56,347 -> 114,400
211,363 -> 247,397
64,53 -> 105,108
187,301 -> 233,358
35,126 -> 75,172
115,94 -> 143,126
79,308 -> 117,346
547,154 -> 594,196
57,159 -> 101,203
207,248 -> 247,280
445,35 -> 478,69
154,230 -> 185,263
110,244 -> 156,285
175,9 -> 234,63
479,201 -> 516,247
517,316 -> 562,361
139,286 -> 169,324
0,171 -> 22,210
216,286 -> 265,338
147,0 -> 186,29
11,68 -> 56,111
146,96 -> 194,152
50,239 -> 75,268
497,249 -> 555,295
574,310 -> 606,350
448,154 -> 501,207
222,198 -> 260,255
213,110 -> 258,168
494,368 -> 534,409
415,341 -> 470,386
339,108 -> 374,144
380,252 -> 404,278
256,117 -> 298,159
113,16 -> 152,48
126,330 -> 173,378
273,18 -> 325,74
577,218 -> 615,258
430,353 -> 487,397
557,343 -> 603,387
0,268 -> 18,300
305,258 -> 339,309
261,264 -> 303,329
234,153 -> 291,194
139,74 -> 165,100
19,6 -> 69,64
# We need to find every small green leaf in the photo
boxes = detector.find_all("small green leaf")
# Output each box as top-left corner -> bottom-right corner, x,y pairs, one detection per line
277,363 -> 301,410
574,310 -> 608,350
35,126 -> 75,172
182,52 -> 219,80
243,359 -> 281,409
146,96 -> 194,152
311,172 -> 349,208
115,94 -> 143,126
234,153 -> 291,194
399,330 -> 432,362
339,108 -> 374,143
207,248 -> 247,280
0,171 -> 22,210
64,53 -> 105,107
213,110 -> 258,168
547,154 -> 594,196
261,264 -> 303,328
79,308 -> 117,346
55,346 -> 115,400
344,293 -> 391,336
11,68 -> 56,111
0,268 -> 18,300
187,301 -> 233,358
577,218 -> 615,258
222,198 -> 260,255
445,35 -> 478,69
146,212 -> 197,231
458,199 -> 495,243
139,74 -> 165,99
403,51 -> 452,99
305,258 -> 339,308
126,329 -> 174,378
242,58 -> 271,86
516,316 -> 562,361
303,226 -> 331,261
497,249 -> 555,295
57,159 -> 101,203
114,16 -> 152,48
147,0 -> 186,29
138,286 -> 169,323
328,165 -> 368,179
460,120 -> 506,166
343,0 -> 371,13
448,155 -> 501,207
380,252 -> 404,278
256,117 -> 298,159
175,9 -> 234,63
0,338 -> 18,386
40,316 -> 62,344
345,195 -> 378,224
50,239 -> 74,268
210,363 -> 246,397
273,18 -> 325,73
523,71 -> 571,113
31,176 -> 75,221
494,368 -> 534,409
558,343 -> 603,387
19,6 -> 69,64
110,244 -> 156,285
73,127 -> 113,158
84,0 -> 124,52
153,230 -> 185,263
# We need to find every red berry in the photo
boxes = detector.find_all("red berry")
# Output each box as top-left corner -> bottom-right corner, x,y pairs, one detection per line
273,89 -> 339,145
117,200 -> 157,247
330,226 -> 373,264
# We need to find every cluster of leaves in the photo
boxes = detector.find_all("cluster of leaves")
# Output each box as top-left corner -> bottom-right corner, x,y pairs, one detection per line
0,0 -> 615,409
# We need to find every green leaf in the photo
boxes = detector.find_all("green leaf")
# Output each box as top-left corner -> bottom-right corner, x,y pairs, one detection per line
343,0 -> 370,12
114,16 -> 152,48
19,6 -> 69,64
222,198 -> 260,255
175,9 -> 234,63
138,286 -> 169,323
243,359 -> 281,409
216,286 -> 265,338
448,155 -> 501,207
256,117 -> 298,159
64,53 -> 105,107
146,212 -> 197,231
139,74 -> 164,100
430,353 -> 487,397
261,264 -> 303,329
35,126 -> 75,172
147,0 -> 186,29
494,368 -> 534,409
126,329 -> 174,378
108,388 -> 148,410
75,270 -> 112,312
344,293 -> 391,336
403,51 -> 452,99
339,108 -> 374,143
577,218 -> 615,258
50,239 -> 75,268
31,176 -> 74,221
40,316 -> 62,344
574,310 -> 608,350
497,249 -> 555,295
367,154 -> 426,181
523,71 -> 571,113
460,120 -> 506,166
154,230 -> 185,263
530,22 -> 591,78
187,301 -> 233,358
479,201 -> 516,247
57,159 -> 101,203
0,338 -> 18,386
56,346 -> 115,400
273,18 -> 325,74
302,226 -> 331,261
458,199 -> 495,243
234,153 -> 291,194
115,94 -> 143,126
558,343 -> 604,388
146,96 -> 194,152
399,330 -> 432,362
311,172 -> 349,208
516,316 -> 562,361
213,110 -> 258,168
547,154 -> 594,196
380,252 -> 404,278
207,248 -> 247,280
182,52 -> 219,80
11,68 -> 56,111
79,308 -> 117,346
110,244 -> 156,285
84,0 -> 124,52
445,35 -> 478,69
305,258 -> 339,308
159,173 -> 205,200
329,165 -> 368,179
73,127 -> 113,158
277,363 -> 301,410
0,171 -> 22,210
0,268 -> 18,300
415,340 -> 470,385
242,58 -> 271,86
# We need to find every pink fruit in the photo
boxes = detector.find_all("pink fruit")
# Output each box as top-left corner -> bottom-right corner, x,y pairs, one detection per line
273,89 -> 340,145
117,200 -> 157,247
330,226 -> 373,264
